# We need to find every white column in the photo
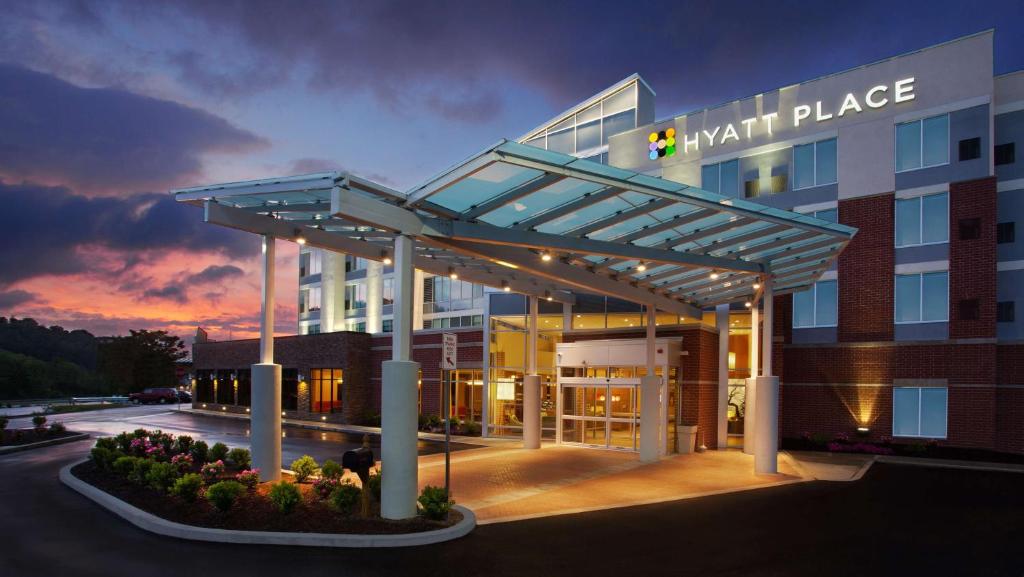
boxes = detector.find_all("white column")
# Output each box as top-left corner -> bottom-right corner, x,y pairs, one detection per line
523,295 -> 541,449
716,303 -> 730,449
251,234 -> 282,482
320,250 -> 345,333
381,234 -> 420,519
639,306 -> 660,463
366,260 -> 383,333
743,305 -> 759,455
754,280 -> 779,474
412,269 -> 425,332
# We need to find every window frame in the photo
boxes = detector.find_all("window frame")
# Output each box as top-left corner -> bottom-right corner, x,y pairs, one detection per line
894,271 -> 949,324
892,386 -> 948,439
792,279 -> 839,329
793,138 -> 838,190
895,192 -> 949,248
895,113 -> 950,174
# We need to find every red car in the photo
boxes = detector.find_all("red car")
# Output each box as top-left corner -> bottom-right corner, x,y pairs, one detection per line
129,388 -> 180,404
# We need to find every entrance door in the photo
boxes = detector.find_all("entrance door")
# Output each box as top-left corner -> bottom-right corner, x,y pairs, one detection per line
559,380 -> 639,451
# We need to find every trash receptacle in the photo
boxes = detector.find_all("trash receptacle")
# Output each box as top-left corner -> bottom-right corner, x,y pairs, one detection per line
677,424 -> 699,454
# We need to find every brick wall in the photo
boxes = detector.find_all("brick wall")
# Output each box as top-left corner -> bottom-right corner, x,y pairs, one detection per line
949,176 -> 997,339
838,193 -> 894,342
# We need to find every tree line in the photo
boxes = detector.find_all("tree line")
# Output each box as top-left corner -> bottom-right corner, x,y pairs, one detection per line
0,317 -> 188,399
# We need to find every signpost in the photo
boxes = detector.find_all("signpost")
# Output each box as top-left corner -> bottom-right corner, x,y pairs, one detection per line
441,333 -> 457,504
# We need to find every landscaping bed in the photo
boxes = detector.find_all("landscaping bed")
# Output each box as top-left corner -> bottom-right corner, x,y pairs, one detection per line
78,429 -> 460,535
783,432 -> 1024,464
1,415 -> 75,447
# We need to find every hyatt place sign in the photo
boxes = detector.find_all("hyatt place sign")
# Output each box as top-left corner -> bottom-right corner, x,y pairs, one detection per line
648,77 -> 916,160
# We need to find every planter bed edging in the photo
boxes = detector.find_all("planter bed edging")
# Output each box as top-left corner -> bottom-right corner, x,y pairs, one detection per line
0,433 -> 90,455
60,460 -> 475,548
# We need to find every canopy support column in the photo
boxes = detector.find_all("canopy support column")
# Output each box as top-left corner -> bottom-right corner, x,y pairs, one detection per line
716,303 -> 730,449
639,306 -> 660,463
381,234 -> 420,519
754,279 -> 779,474
744,305 -> 759,456
523,295 -> 541,449
251,234 -> 282,482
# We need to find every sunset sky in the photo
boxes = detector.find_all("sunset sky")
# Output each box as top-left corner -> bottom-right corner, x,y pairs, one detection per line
1,0 -> 1023,343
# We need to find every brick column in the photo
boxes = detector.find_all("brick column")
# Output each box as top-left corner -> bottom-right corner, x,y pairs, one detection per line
838,193 -> 894,342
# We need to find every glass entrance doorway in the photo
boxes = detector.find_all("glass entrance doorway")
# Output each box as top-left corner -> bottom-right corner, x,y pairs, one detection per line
559,381 -> 639,450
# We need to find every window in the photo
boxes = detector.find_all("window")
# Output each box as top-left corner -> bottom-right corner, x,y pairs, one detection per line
382,278 -> 394,306
896,114 -> 949,172
997,301 -> 1015,323
345,255 -> 366,272
895,192 -> 948,247
793,138 -> 838,189
893,387 -> 947,438
300,286 -> 321,313
299,252 -> 310,277
997,222 -> 1015,244
309,368 -> 343,413
382,319 -> 393,332
743,179 -> 760,198
307,323 -> 321,335
792,280 -> 838,328
994,142 -> 1015,166
806,208 -> 838,223
344,283 -> 366,310
701,159 -> 738,196
524,85 -> 637,155
895,272 -> 948,323
958,137 -> 981,161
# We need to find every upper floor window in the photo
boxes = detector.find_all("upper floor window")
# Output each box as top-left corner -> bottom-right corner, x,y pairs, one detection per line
792,279 -> 838,328
896,192 -> 948,247
345,255 -> 367,272
995,142 -> 1016,166
382,278 -> 394,306
895,114 -> 948,172
793,138 -> 838,189
522,85 -> 637,156
895,271 -> 948,323
700,159 -> 738,196
344,283 -> 366,311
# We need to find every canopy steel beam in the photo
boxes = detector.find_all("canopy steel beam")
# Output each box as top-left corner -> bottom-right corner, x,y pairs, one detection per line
512,186 -> 625,230
564,198 -> 675,238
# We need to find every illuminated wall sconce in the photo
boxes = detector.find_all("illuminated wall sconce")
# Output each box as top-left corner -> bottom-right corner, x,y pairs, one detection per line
648,128 -> 677,160
281,411 -> 286,417
501,280 -> 511,292
245,408 -> 250,413
728,352 -> 737,370
321,416 -> 327,421
856,426 -> 870,434
381,250 -> 392,265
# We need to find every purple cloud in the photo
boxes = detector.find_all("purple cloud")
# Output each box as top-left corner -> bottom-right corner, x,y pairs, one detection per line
187,265 -> 245,284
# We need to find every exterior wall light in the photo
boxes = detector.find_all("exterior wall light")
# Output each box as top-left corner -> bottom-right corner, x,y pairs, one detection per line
321,416 -> 327,421
636,263 -> 647,272
541,252 -> 552,262
710,272 -> 720,280
745,301 -> 752,308
856,426 -> 870,434
448,267 -> 458,280
544,290 -> 553,302
753,282 -> 762,290
502,281 -> 511,292
381,250 -> 392,265
294,228 -> 306,245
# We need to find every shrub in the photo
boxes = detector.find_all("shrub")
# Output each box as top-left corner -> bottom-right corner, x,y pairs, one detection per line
171,453 -> 194,472
173,435 -> 194,455
90,447 -> 119,471
209,442 -> 229,463
113,456 -> 139,477
227,447 -> 251,469
94,437 -> 118,452
367,468 -> 382,502
417,414 -> 430,430
463,421 -> 482,436
236,469 -> 260,491
205,480 -> 244,512
146,461 -> 180,492
201,460 -> 226,483
129,458 -> 155,485
426,415 -> 442,429
0,416 -> 8,432
417,485 -> 453,520
32,415 -> 47,429
190,440 -> 209,463
290,455 -> 319,483
48,422 -> 67,435
269,481 -> 302,514
171,473 -> 203,503
320,459 -> 343,481
114,432 -> 134,453
312,477 -> 339,500
330,481 -> 361,515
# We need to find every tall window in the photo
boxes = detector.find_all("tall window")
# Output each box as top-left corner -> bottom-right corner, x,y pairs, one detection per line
792,280 -> 838,328
300,249 -> 323,276
893,387 -> 947,438
701,159 -> 739,196
896,192 -> 948,247
310,368 -> 343,413
793,138 -> 838,189
896,114 -> 949,172
344,283 -> 366,311
895,272 -> 948,323
522,84 -> 637,157
345,255 -> 366,272
382,278 -> 394,306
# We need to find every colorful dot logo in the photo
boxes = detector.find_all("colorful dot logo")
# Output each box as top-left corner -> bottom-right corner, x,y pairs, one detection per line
648,128 -> 676,160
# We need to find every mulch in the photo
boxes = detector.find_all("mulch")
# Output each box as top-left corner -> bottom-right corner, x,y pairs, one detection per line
71,461 -> 460,534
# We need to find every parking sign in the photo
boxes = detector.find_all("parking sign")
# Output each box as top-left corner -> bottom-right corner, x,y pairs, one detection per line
442,332 -> 457,370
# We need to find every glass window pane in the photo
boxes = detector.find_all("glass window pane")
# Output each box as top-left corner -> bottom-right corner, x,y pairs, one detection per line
525,135 -> 546,150
919,388 -> 948,438
816,138 -> 838,184
547,128 -> 574,154
921,193 -> 948,244
550,116 -> 574,132
577,102 -> 601,124
720,159 -> 739,197
793,143 -> 815,189
921,272 -> 948,321
896,121 -> 921,171
602,86 -> 636,116
792,287 -> 814,328
576,120 -> 600,152
895,274 -> 921,322
893,388 -> 920,436
602,109 -> 635,144
922,115 -> 949,167
815,280 -> 838,326
895,197 -> 921,247
815,208 -> 838,223
701,164 -> 720,193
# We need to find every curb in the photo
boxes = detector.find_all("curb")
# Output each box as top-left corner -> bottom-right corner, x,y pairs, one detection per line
875,455 -> 1024,474
60,460 -> 475,547
0,433 -> 90,456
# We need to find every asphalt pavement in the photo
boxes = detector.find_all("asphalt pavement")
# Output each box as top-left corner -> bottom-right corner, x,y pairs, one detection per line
1,407 -> 1021,577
